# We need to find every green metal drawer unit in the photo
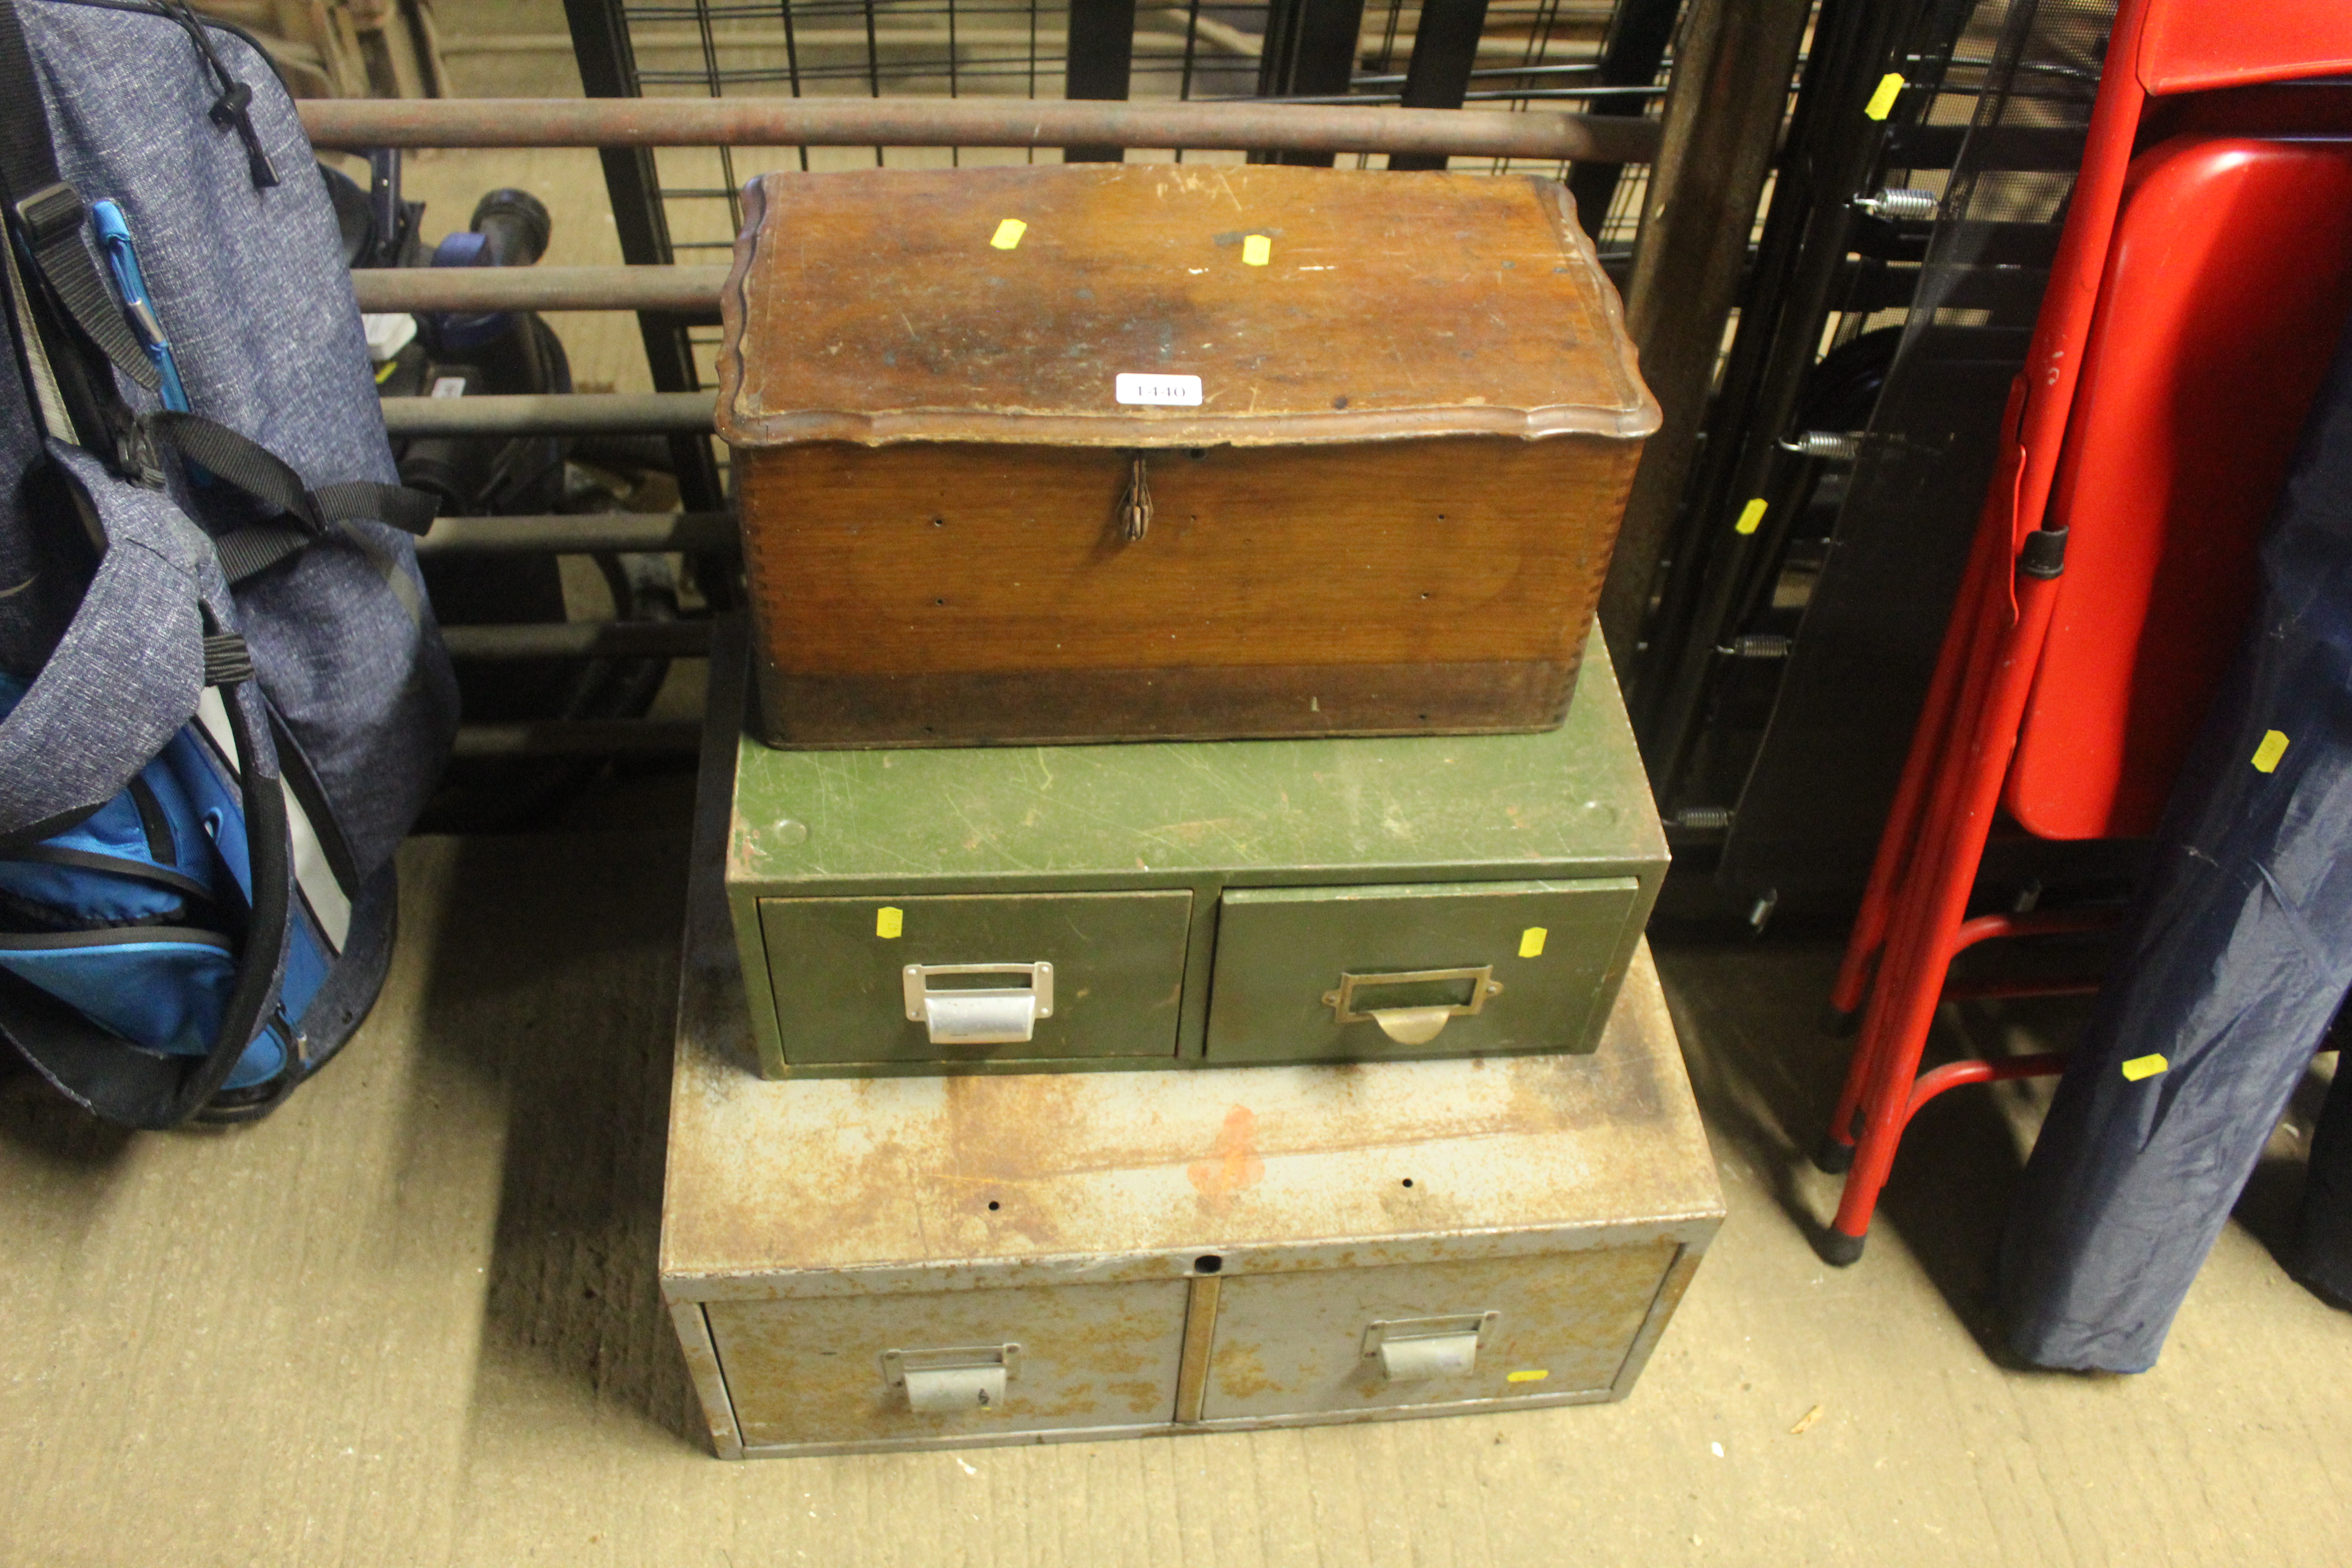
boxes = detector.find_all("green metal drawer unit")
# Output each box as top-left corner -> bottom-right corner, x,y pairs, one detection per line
725,631 -> 1666,1078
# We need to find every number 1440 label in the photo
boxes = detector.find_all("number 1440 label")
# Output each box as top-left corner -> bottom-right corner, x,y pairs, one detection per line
1114,373 -> 1203,407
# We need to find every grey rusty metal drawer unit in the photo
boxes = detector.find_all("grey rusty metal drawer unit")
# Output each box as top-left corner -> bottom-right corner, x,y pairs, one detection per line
726,629 -> 1666,1078
667,677 -> 1722,1458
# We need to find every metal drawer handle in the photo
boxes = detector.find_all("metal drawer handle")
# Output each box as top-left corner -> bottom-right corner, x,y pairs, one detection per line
902,961 -> 1054,1045
881,1343 -> 1023,1413
1321,965 -> 1502,1046
1362,1312 -> 1499,1382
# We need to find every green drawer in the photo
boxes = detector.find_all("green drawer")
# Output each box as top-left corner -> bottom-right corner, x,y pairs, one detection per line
1205,878 -> 1640,1063
758,891 -> 1193,1065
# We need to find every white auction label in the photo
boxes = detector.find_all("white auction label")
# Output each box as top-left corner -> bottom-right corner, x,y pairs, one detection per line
1114,372 -> 1202,407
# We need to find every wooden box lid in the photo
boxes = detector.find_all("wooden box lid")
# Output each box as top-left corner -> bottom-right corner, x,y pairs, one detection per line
716,164 -> 1659,449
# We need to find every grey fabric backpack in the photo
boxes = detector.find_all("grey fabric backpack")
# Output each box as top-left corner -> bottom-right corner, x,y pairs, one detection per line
0,0 -> 456,1125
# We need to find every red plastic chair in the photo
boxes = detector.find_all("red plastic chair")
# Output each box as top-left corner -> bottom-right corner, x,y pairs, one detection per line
1815,0 -> 2352,1264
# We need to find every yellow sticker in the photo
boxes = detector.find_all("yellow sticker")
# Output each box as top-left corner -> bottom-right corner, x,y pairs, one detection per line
1735,498 -> 1768,536
1242,234 -> 1272,266
989,218 -> 1027,250
2122,1053 -> 2169,1082
1506,1369 -> 1550,1384
1865,73 -> 1906,121
2253,730 -> 2290,773
876,906 -> 903,939
1519,926 -> 1548,958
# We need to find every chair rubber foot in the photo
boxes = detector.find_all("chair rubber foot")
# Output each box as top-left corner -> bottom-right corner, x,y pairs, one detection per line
1816,1227 -> 1867,1267
1813,1137 -> 1856,1175
1820,1004 -> 1862,1038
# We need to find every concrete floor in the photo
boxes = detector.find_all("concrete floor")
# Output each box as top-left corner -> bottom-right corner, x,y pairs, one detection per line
5,794 -> 2351,1566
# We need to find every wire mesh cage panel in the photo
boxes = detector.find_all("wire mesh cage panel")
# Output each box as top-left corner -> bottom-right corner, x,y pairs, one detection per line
571,0 -> 1674,382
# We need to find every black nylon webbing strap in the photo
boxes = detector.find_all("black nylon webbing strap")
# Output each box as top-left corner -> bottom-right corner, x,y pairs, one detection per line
209,521 -> 307,584
155,414 -> 446,538
0,0 -> 160,393
314,480 -> 438,536
19,185 -> 158,392
149,411 -> 440,581
148,409 -> 322,529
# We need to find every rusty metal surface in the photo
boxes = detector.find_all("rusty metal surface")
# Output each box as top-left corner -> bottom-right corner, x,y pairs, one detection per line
351,264 -> 728,315
667,1302 -> 744,1460
706,1279 -> 1191,1448
1173,1275 -> 1222,1422
451,718 -> 702,757
1609,1240 -> 1708,1399
299,97 -> 1663,165
414,510 -> 736,557
665,903 -> 1722,1292
382,391 -> 714,436
1199,1246 -> 1675,1420
441,620 -> 713,661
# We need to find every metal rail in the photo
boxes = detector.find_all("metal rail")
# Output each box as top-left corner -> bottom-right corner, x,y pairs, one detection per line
350,255 -> 1669,313
451,719 -> 704,757
353,264 -> 730,314
441,620 -> 715,659
382,391 -> 715,436
298,96 -> 1662,164
414,511 -> 737,556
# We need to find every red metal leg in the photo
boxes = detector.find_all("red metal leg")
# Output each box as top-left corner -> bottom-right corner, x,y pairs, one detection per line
1948,906 -> 2120,954
1816,591 -> 2012,1193
1822,565 -> 2066,1262
1818,508 -> 2015,1171
1819,895 -> 2112,1168
1828,499 -> 2009,1018
1904,1051 -> 2069,1122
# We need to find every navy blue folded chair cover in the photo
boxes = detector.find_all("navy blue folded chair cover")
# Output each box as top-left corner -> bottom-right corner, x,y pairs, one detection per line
1998,312 -> 2352,1371
0,0 -> 455,1126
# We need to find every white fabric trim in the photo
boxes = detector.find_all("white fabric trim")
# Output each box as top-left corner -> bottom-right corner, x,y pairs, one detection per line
194,687 -> 352,953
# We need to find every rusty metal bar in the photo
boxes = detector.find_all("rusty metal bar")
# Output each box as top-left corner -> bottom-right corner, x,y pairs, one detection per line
353,264 -> 730,314
415,510 -> 737,557
299,96 -> 1662,164
354,251 -> 1896,317
441,620 -> 715,660
382,391 -> 714,436
451,718 -> 704,757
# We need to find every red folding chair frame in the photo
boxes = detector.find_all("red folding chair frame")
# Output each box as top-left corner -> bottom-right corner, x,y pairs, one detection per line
1813,0 -> 2352,1264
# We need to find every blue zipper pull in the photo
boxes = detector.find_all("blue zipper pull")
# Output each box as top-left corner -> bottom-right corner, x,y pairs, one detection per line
88,199 -> 191,413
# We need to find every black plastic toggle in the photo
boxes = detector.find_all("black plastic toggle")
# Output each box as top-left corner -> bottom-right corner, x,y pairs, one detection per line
2019,526 -> 2069,580
12,181 -> 83,244
207,80 -> 251,130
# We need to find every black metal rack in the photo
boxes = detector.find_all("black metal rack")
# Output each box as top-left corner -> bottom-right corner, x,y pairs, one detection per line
1623,0 -> 2122,929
